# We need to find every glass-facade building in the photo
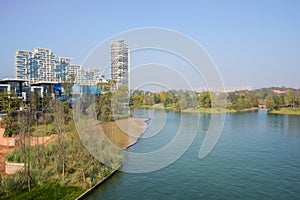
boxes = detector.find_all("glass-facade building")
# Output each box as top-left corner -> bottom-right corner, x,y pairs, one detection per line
15,48 -> 79,84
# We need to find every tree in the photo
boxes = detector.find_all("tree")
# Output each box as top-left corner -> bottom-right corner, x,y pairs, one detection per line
266,95 -> 275,111
279,95 -> 285,108
18,110 -> 32,191
199,92 -> 211,108
285,89 -> 292,107
53,101 -> 67,184
62,74 -> 75,100
157,91 -> 166,104
111,85 -> 129,117
296,91 -> 300,107
96,92 -> 112,122
130,95 -> 143,107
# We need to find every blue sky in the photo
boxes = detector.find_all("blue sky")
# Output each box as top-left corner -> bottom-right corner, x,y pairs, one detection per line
0,0 -> 299,88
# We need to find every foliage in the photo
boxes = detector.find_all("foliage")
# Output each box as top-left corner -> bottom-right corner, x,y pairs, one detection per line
1,101 -> 116,198
0,92 -> 22,113
266,95 -> 276,111
0,182 -> 84,200
129,87 -> 300,113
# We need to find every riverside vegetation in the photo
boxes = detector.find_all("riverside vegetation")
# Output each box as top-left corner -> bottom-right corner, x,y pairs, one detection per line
129,87 -> 300,114
0,102 -> 120,200
0,82 -> 125,199
0,85 -> 299,199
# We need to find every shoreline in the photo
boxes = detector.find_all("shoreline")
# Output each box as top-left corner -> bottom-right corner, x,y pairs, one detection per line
268,107 -> 300,116
101,117 -> 149,150
76,117 -> 149,199
122,117 -> 150,150
138,105 -> 260,114
75,164 -> 121,200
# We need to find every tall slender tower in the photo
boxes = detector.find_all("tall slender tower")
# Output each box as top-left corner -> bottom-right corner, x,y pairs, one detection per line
110,40 -> 130,88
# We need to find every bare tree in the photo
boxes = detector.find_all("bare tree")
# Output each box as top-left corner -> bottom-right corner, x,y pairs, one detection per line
53,101 -> 66,184
18,110 -> 31,191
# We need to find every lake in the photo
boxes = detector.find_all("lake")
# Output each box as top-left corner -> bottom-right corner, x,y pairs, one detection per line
85,109 -> 300,200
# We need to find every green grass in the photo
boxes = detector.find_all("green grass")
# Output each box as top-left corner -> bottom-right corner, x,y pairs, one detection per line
0,182 -> 84,200
30,124 -> 54,136
183,107 -> 259,113
140,104 -> 259,114
140,104 -> 164,109
268,107 -> 300,115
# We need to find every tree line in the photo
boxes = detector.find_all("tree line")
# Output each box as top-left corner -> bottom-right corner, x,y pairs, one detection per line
129,87 -> 300,112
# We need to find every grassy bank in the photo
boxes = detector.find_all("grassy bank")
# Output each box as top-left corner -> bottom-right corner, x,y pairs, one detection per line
140,104 -> 259,114
268,107 -> 300,115
0,182 -> 84,200
0,120 -> 118,199
1,117 -> 147,199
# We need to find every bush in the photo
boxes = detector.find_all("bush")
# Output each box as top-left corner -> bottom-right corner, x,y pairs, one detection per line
4,127 -> 18,137
6,149 -> 24,163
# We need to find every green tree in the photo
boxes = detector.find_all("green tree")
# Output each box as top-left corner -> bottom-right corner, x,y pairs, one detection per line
111,85 -> 129,117
295,91 -> 300,106
279,95 -> 285,108
62,74 -> 75,100
266,95 -> 275,111
130,95 -> 143,107
285,89 -> 292,107
18,110 -> 32,191
53,101 -> 67,184
199,92 -> 211,108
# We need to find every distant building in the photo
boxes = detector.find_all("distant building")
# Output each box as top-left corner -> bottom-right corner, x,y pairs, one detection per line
15,48 -> 79,84
110,40 -> 130,88
77,67 -> 102,86
69,64 -> 81,82
14,47 -> 108,88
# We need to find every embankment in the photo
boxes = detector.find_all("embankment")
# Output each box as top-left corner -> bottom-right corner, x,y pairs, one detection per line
76,117 -> 149,199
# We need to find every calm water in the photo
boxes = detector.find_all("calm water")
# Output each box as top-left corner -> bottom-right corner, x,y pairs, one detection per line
86,109 -> 300,200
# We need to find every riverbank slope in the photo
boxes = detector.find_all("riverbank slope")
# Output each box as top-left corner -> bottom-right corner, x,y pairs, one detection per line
268,107 -> 300,115
76,117 -> 148,199
140,104 -> 259,114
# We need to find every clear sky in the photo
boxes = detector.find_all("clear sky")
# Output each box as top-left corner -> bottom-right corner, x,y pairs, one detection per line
0,0 -> 299,89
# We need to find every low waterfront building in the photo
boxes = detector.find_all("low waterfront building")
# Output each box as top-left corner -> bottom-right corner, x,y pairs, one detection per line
0,78 -> 28,99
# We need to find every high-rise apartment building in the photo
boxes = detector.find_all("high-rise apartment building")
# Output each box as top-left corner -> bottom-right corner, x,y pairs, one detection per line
110,40 -> 130,88
15,47 -> 108,87
15,48 -> 79,84
15,50 -> 32,80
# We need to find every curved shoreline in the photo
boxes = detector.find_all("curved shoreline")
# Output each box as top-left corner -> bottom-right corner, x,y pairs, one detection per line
122,117 -> 150,150
75,164 -> 121,200
76,117 -> 150,199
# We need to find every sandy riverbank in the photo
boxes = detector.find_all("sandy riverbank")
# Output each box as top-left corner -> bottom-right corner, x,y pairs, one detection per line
101,117 -> 149,150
